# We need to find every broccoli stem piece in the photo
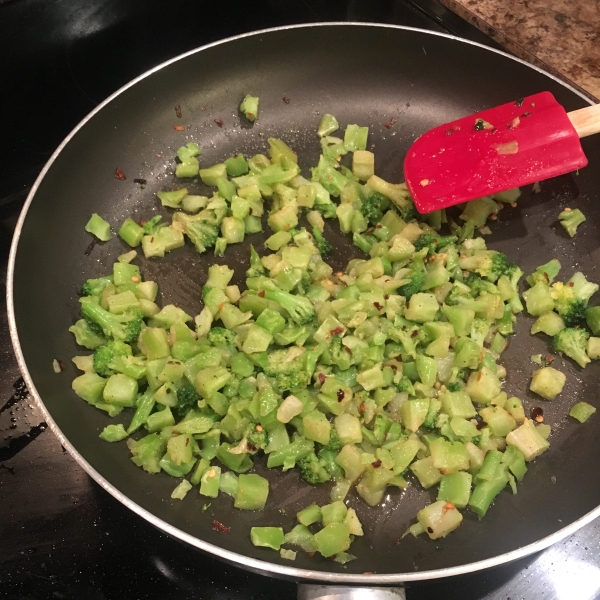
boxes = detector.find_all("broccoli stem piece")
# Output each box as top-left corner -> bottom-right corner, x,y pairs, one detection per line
240,94 -> 259,122
85,213 -> 111,241
558,208 -> 586,237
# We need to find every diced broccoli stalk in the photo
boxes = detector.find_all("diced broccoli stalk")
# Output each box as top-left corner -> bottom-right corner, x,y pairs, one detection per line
119,218 -> 145,247
558,208 -> 586,237
529,367 -> 566,400
570,402 -> 596,423
459,197 -> 499,227
240,94 -> 259,122
85,213 -> 111,241
417,500 -> 463,539
506,419 -> 550,461
531,312 -> 565,336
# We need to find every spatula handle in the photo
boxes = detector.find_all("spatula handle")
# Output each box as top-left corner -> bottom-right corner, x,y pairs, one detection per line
568,103 -> 600,138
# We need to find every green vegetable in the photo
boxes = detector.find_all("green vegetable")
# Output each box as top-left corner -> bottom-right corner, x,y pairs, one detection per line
85,213 -> 111,241
240,94 -> 259,122
558,208 -> 586,237
250,527 -> 284,550
529,367 -> 566,400
553,328 -> 591,368
569,401 -> 596,423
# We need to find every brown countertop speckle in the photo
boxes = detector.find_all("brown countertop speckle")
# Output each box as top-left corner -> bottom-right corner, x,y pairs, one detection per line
440,0 -> 600,100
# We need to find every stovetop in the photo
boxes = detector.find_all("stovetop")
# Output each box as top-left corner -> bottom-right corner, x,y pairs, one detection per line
2,1 -> 600,599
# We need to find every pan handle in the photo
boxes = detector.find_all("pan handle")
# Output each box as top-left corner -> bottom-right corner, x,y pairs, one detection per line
297,585 -> 406,600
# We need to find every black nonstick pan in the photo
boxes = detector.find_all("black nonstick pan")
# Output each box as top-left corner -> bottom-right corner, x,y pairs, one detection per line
7,23 -> 600,589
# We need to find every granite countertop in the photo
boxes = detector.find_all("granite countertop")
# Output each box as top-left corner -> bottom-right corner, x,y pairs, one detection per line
439,0 -> 600,101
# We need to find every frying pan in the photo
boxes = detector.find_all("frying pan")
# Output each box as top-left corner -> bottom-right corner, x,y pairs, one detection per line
7,23 -> 600,592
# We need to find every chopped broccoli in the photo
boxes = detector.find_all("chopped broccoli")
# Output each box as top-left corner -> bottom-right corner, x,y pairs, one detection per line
263,348 -> 308,391
395,376 -> 415,396
80,297 -> 143,343
558,208 -> 586,238
413,233 -> 458,257
264,289 -> 316,325
360,192 -> 390,225
80,276 -> 113,297
446,381 -> 462,392
312,227 -> 332,256
445,285 -> 472,306
327,335 -> 353,371
247,245 -> 265,278
550,280 -> 594,327
93,340 -> 132,378
84,316 -> 105,338
465,251 -> 515,282
175,383 -> 201,418
553,327 -> 591,368
398,270 -> 425,301
321,428 -> 342,453
317,448 -> 344,479
315,201 -> 337,220
207,327 -> 236,347
463,273 -> 498,297
246,425 -> 268,452
297,452 -> 331,485
172,212 -> 219,253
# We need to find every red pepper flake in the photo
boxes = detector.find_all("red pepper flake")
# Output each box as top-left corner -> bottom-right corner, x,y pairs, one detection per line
545,354 -> 555,363
443,502 -> 455,513
173,125 -> 185,131
185,438 -> 190,446
283,96 -> 291,104
212,520 -> 230,533
214,119 -> 224,127
247,442 -> 257,452
569,281 -> 575,287
384,295 -> 389,300
133,178 -> 147,185
344,346 -> 352,354
358,402 -> 366,413
426,527 -> 434,534
371,459 -> 382,468
530,407 -> 544,421
114,168 -> 126,180
318,373 -> 327,384
174,104 -> 182,118
373,302 -> 383,311
58,360 -> 65,371
84,238 -> 97,256
384,118 -> 395,129
411,330 -> 419,338
329,326 -> 345,336
139,219 -> 147,226
249,208 -> 253,216
337,389 -> 345,402
521,112 -> 531,117
258,290 -> 265,297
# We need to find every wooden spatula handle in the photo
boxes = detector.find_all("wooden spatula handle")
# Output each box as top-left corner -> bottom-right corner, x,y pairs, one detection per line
568,103 -> 600,138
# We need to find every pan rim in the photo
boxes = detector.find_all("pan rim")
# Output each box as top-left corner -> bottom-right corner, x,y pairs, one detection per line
6,21 -> 597,584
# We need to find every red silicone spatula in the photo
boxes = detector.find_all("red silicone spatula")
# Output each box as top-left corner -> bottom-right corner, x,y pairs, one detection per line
404,91 -> 600,214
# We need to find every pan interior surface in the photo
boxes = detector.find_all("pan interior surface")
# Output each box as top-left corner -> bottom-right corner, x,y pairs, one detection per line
9,24 -> 600,581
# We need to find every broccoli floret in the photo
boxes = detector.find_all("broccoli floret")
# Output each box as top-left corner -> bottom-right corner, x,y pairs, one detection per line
464,273 -> 498,297
84,316 -> 105,338
553,327 -> 591,368
207,327 -> 236,347
143,215 -> 163,235
246,425 -> 268,452
559,208 -> 586,238
80,297 -> 143,343
93,340 -> 132,378
322,428 -> 342,453
550,280 -> 595,327
247,245 -> 265,278
263,289 -> 316,325
315,201 -> 337,219
175,383 -> 201,418
297,452 -> 331,485
312,227 -> 332,256
467,251 -> 515,282
80,276 -> 113,297
445,284 -> 472,306
360,191 -> 390,225
327,335 -> 353,371
446,381 -> 462,392
317,448 -> 344,479
396,198 -> 417,222
398,270 -> 425,301
263,348 -> 308,391
395,375 -> 416,395
172,212 -> 219,253
413,233 -> 458,257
